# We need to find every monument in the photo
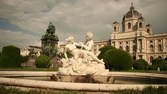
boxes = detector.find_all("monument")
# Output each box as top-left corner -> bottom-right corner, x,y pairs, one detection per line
41,22 -> 59,57
52,32 -> 113,83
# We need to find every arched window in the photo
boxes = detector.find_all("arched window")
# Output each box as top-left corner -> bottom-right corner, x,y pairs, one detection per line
120,46 -> 123,50
133,56 -> 136,60
126,46 -> 130,52
147,29 -> 150,32
150,45 -> 154,52
133,45 -> 136,52
139,55 -> 143,59
150,56 -> 153,63
114,26 -> 117,31
165,57 -> 167,64
139,22 -> 142,28
128,23 -> 131,29
150,40 -> 153,43
158,44 -> 163,52
112,42 -> 115,46
158,56 -> 162,58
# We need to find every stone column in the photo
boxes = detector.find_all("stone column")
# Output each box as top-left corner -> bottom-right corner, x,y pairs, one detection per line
155,40 -> 158,53
137,39 -> 140,53
146,40 -> 150,53
123,41 -> 126,51
115,41 -> 119,49
142,38 -> 146,53
143,54 -> 147,61
130,40 -> 133,53
163,39 -> 166,52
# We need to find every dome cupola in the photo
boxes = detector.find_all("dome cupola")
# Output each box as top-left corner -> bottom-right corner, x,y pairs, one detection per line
124,3 -> 142,19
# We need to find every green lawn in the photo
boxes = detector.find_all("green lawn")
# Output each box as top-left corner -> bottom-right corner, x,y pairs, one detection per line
0,67 -> 58,71
0,86 -> 81,94
111,70 -> 154,72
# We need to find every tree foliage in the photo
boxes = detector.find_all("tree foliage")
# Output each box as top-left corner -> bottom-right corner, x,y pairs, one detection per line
98,46 -> 115,60
21,56 -> 29,63
0,45 -> 22,67
35,55 -> 50,68
151,58 -> 167,70
98,46 -> 133,70
133,59 -> 149,70
152,58 -> 165,66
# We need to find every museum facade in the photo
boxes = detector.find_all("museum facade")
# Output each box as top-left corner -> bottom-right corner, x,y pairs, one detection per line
95,4 -> 167,64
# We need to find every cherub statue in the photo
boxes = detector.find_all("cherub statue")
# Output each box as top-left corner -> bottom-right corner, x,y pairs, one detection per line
63,35 -> 103,64
79,32 -> 94,52
79,32 -> 101,56
59,33 -> 109,75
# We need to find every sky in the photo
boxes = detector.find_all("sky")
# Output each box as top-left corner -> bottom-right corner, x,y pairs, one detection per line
0,0 -> 167,49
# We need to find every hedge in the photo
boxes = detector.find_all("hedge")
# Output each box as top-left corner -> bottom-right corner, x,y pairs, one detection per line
0,45 -> 22,67
102,48 -> 133,70
133,59 -> 149,70
35,55 -> 50,68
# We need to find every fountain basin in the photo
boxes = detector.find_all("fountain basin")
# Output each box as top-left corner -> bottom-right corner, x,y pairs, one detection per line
50,74 -> 114,83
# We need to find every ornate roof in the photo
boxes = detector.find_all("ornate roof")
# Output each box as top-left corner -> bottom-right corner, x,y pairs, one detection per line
124,3 -> 142,19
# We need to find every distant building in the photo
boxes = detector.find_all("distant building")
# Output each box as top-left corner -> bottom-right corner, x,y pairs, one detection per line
20,46 -> 41,57
94,40 -> 111,55
110,3 -> 167,64
20,48 -> 30,56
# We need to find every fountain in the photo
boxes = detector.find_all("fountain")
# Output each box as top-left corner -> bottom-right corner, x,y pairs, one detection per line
51,32 -> 113,83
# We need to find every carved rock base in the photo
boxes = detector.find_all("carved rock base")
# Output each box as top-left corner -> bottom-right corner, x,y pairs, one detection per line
50,74 -> 114,84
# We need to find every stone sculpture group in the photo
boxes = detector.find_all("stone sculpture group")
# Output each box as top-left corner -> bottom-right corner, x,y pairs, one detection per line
59,32 -> 109,76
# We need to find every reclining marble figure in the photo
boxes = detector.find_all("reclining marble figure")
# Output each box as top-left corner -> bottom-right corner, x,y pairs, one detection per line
59,32 -> 109,75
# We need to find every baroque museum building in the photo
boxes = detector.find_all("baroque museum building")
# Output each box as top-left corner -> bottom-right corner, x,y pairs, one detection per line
95,4 -> 167,64
21,4 -> 167,65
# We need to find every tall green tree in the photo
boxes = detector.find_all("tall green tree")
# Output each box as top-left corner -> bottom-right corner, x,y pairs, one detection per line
0,45 -> 22,67
98,46 -> 133,70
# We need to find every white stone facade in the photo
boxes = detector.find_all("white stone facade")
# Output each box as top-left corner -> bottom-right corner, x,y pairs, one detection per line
94,4 -> 167,64
110,4 -> 167,64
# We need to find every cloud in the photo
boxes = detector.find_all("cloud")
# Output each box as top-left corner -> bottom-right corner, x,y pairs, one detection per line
0,29 -> 40,49
0,0 -> 167,49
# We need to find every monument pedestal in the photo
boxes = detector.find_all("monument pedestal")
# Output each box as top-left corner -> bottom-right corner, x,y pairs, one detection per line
50,74 -> 114,84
